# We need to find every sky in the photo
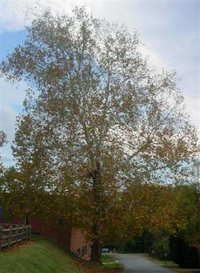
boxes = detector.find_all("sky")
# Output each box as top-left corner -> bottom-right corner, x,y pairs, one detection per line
0,0 -> 200,166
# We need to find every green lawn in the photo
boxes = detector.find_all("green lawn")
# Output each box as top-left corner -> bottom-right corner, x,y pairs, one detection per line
0,236 -> 123,273
101,254 -> 123,270
102,254 -> 115,263
0,236 -> 84,273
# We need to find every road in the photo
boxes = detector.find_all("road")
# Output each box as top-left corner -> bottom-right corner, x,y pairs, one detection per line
117,254 -> 176,273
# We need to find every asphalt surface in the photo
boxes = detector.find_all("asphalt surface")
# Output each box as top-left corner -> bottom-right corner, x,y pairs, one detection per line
117,254 -> 176,273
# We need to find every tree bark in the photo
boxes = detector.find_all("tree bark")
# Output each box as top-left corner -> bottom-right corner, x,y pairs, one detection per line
25,212 -> 29,225
91,236 -> 102,263
90,162 -> 102,263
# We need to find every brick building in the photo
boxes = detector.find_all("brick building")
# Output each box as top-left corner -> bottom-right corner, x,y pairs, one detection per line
8,215 -> 91,260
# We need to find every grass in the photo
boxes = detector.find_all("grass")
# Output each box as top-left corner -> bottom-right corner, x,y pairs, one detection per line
101,254 -> 123,270
147,256 -> 178,267
0,236 -> 84,273
102,254 -> 116,264
0,236 -> 123,273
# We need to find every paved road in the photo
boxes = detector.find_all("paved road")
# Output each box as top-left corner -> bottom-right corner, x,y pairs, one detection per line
118,254 -> 176,273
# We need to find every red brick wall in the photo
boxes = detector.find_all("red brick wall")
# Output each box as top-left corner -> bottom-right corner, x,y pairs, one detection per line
7,215 -> 91,259
30,217 -> 72,250
9,215 -> 71,250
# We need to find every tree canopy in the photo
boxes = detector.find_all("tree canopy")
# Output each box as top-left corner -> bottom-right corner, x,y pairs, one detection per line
0,7 -> 199,262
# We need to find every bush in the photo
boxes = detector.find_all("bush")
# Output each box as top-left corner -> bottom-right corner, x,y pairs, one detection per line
150,233 -> 171,260
170,236 -> 199,268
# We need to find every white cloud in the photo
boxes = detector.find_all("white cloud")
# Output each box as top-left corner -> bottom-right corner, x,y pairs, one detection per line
0,102 -> 18,167
0,77 -> 27,138
0,0 -> 98,34
184,95 -> 200,134
0,80 -> 26,167
0,77 -> 27,105
138,44 -> 171,72
1,146 -> 15,166
0,78 -> 27,166
0,102 -> 18,141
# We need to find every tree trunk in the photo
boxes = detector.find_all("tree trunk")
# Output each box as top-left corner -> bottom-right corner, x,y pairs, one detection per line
25,212 -> 29,225
90,161 -> 102,263
91,237 -> 102,263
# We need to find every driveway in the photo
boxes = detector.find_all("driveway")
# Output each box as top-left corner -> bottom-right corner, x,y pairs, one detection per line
117,254 -> 176,273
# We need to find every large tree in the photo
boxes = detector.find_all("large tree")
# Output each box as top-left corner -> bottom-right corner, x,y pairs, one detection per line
1,7 -> 199,262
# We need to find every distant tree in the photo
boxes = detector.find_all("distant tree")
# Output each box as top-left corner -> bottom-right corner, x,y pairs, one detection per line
0,131 -> 6,148
0,130 -> 7,174
150,185 -> 199,267
0,167 -> 20,219
11,113 -> 56,222
173,184 -> 199,268
0,165 -> 60,224
182,160 -> 200,266
0,7 -> 199,262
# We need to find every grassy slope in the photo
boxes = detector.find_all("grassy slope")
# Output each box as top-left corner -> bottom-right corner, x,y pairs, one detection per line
0,236 -> 123,273
0,236 -> 84,273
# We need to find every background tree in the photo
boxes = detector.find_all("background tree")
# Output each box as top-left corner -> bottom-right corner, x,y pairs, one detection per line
119,184 -> 199,268
181,159 -> 200,267
0,166 -> 19,219
0,130 -> 7,174
170,184 -> 199,268
0,7 -> 199,262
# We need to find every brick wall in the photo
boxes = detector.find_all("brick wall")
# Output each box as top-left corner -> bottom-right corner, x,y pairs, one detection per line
7,215 -> 91,259
30,217 -> 72,250
9,215 -> 71,250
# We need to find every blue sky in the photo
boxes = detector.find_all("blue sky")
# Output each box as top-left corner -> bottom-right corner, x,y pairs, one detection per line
0,0 -> 199,166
